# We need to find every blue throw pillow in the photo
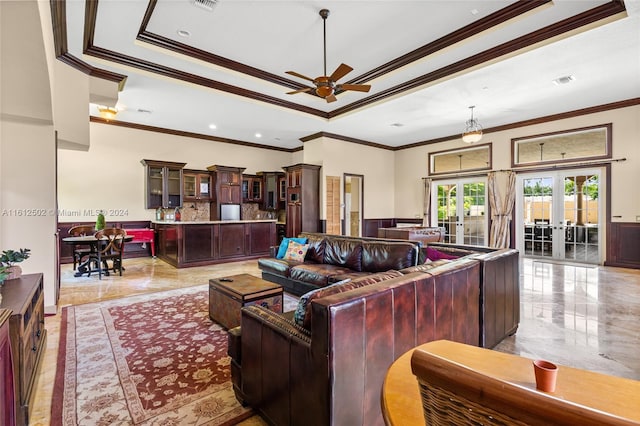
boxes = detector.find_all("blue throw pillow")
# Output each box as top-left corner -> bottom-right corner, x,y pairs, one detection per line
276,237 -> 308,259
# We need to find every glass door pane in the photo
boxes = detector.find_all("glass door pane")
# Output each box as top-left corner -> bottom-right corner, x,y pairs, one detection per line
434,179 -> 487,245
521,177 -> 553,258
462,182 -> 486,245
561,173 -> 600,263
517,169 -> 601,264
436,183 -> 458,243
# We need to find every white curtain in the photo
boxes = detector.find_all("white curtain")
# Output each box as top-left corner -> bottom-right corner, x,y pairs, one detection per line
488,171 -> 516,248
422,178 -> 432,226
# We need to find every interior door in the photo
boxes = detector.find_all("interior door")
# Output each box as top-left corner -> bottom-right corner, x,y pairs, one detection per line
344,174 -> 363,237
432,178 -> 487,245
516,168 -> 602,263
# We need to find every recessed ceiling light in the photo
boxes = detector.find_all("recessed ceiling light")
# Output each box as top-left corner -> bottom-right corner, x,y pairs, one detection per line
177,29 -> 191,38
208,124 -> 217,130
470,9 -> 480,15
255,133 -> 262,138
390,123 -> 404,127
552,75 -> 576,85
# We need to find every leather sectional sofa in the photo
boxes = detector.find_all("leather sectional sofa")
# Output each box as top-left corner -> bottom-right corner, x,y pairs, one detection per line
231,233 -> 520,425
230,257 -> 481,426
258,232 -> 423,296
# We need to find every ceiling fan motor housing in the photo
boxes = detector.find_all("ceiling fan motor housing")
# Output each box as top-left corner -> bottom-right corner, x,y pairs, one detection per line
314,76 -> 335,97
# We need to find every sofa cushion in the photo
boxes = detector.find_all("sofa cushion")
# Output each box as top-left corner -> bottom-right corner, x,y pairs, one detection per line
426,246 -> 459,261
361,241 -> 419,272
328,271 -> 372,283
283,241 -> 309,262
293,270 -> 404,329
304,234 -> 326,264
276,237 -> 308,259
289,263 -> 355,287
258,257 -> 298,276
324,238 -> 363,271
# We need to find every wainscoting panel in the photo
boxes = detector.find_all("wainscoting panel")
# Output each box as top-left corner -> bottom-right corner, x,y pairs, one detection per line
606,222 -> 640,269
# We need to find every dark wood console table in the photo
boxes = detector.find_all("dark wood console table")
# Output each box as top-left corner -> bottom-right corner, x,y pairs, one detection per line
0,273 -> 47,426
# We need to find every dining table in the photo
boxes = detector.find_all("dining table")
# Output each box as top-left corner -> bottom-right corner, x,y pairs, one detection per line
62,234 -> 133,277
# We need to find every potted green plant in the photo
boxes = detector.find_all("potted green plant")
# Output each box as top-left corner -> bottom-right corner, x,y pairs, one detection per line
0,248 -> 31,281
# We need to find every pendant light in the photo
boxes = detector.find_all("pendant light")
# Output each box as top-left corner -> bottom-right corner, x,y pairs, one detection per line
462,106 -> 483,143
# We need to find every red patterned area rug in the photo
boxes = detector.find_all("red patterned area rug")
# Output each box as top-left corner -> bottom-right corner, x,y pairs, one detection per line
52,285 -> 253,425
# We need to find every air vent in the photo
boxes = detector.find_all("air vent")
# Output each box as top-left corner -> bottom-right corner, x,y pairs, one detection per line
552,75 -> 576,85
191,0 -> 218,12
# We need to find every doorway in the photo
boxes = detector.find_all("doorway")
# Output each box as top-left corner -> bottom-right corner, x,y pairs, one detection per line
515,168 -> 602,263
344,174 -> 363,237
431,178 -> 488,245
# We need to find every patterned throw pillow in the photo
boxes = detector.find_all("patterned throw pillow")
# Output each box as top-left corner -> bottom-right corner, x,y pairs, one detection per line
283,241 -> 309,262
276,237 -> 308,259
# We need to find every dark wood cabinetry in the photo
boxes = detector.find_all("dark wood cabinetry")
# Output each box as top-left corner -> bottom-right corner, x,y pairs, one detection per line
241,175 -> 263,203
183,169 -> 212,201
258,171 -> 285,210
154,221 -> 276,267
0,309 -> 15,426
208,165 -> 245,220
284,164 -> 321,238
0,274 -> 46,426
141,159 -> 186,209
219,223 -> 245,258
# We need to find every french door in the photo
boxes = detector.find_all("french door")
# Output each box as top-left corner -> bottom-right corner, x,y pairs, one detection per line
515,168 -> 602,263
432,178 -> 487,245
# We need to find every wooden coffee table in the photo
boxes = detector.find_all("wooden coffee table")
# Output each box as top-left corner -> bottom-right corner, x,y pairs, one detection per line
208,274 -> 283,329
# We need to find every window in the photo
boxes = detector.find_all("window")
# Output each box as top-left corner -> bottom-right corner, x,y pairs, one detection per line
428,143 -> 492,176
511,124 -> 611,167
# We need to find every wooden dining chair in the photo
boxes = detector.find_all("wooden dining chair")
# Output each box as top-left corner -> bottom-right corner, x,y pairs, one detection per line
92,228 -> 127,279
68,225 -> 95,270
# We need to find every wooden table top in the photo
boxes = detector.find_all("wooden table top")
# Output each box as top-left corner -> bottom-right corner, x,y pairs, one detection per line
382,340 -> 640,426
209,273 -> 282,298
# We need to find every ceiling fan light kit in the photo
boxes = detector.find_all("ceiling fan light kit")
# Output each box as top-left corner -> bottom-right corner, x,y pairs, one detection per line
462,105 -> 483,143
285,9 -> 371,103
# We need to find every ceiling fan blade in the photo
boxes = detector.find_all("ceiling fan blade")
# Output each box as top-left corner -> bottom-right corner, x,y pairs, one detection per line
325,94 -> 338,103
286,71 -> 316,83
286,87 -> 314,95
329,63 -> 353,82
339,84 -> 371,93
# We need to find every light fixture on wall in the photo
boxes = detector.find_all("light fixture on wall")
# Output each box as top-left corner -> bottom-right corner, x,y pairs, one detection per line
98,106 -> 118,121
462,105 -> 483,143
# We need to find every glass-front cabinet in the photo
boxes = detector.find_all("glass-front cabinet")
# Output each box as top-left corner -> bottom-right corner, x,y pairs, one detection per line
242,174 -> 263,203
141,159 -> 186,209
183,170 -> 212,201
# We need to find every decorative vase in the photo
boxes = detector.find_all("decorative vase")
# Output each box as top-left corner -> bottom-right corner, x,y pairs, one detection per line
6,265 -> 22,280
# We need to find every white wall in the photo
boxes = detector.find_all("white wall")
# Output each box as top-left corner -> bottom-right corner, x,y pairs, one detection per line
57,122 -> 295,222
394,105 -> 640,222
1,0 -> 57,313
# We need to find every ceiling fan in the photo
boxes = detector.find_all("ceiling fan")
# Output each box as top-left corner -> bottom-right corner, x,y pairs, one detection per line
286,9 -> 371,103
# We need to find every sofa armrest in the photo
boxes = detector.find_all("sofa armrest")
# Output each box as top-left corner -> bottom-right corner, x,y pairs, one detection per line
469,248 -> 520,348
241,305 -> 311,344
240,305 -> 318,425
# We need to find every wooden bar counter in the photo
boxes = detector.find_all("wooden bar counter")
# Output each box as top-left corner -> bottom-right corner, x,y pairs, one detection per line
382,340 -> 640,426
153,219 -> 276,268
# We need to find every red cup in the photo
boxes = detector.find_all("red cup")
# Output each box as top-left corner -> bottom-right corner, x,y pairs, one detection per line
533,359 -> 558,392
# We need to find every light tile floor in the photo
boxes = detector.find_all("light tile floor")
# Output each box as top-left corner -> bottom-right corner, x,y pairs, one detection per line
30,256 -> 640,425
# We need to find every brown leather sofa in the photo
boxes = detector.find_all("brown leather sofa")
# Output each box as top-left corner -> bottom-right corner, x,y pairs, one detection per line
417,242 -> 520,349
230,258 -> 481,426
258,232 -> 423,296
